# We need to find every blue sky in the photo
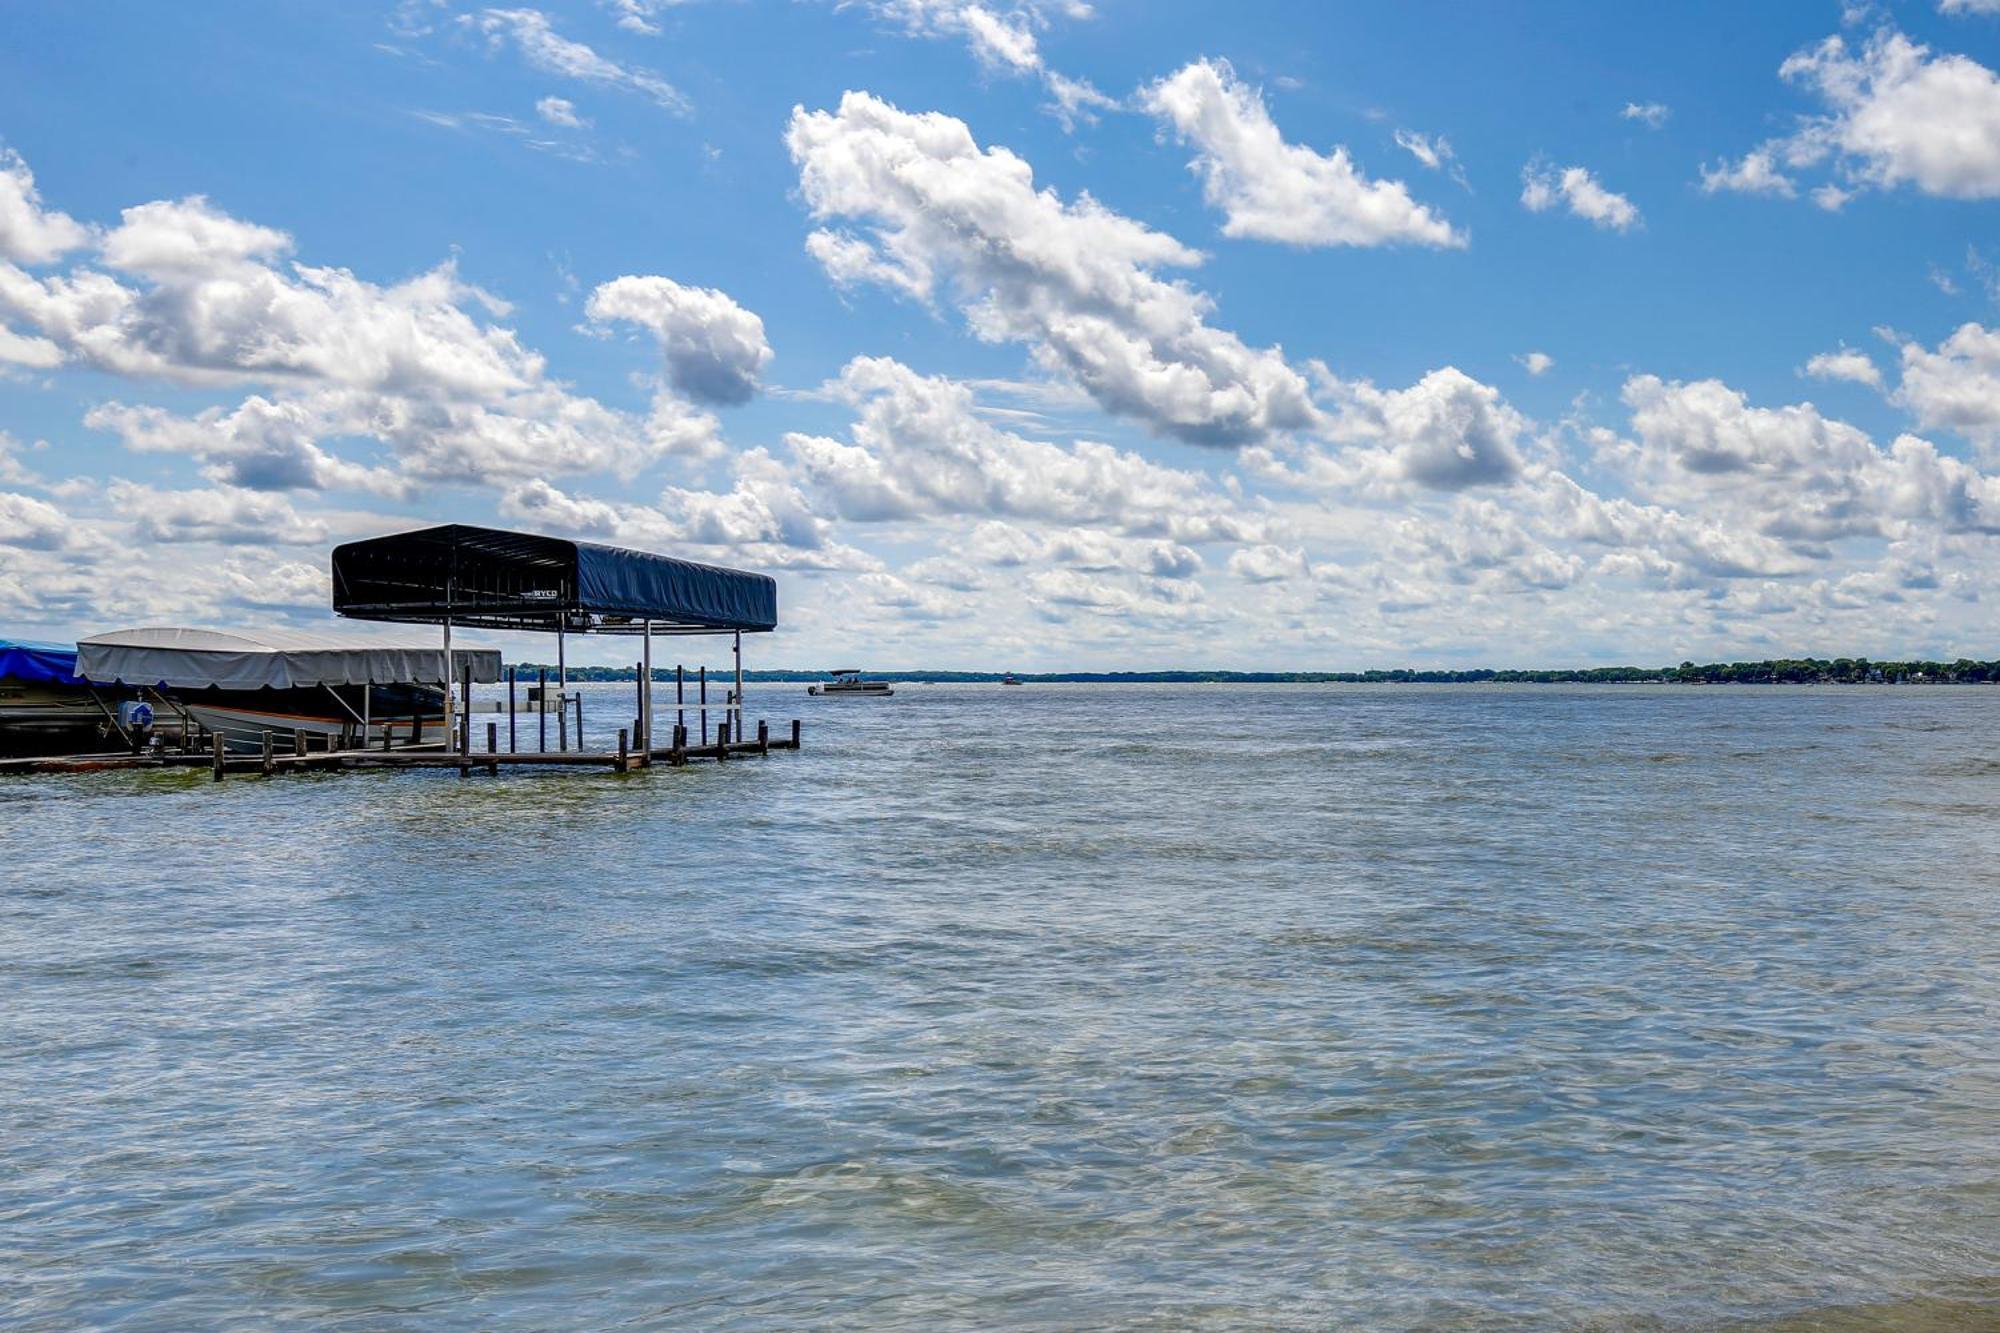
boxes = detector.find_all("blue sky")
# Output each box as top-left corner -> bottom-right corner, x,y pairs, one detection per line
3,0 -> 2000,668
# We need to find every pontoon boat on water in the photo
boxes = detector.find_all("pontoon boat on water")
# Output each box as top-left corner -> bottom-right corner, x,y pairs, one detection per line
807,669 -> 893,697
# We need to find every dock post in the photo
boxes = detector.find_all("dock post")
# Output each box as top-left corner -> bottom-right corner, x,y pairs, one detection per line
676,664 -> 685,734
573,694 -> 583,751
715,719 -> 727,762
537,668 -> 548,753
616,727 -> 629,773
261,730 -> 275,777
458,692 -> 472,778
791,718 -> 801,749
507,667 -> 517,753
557,693 -> 568,751
672,723 -> 686,766
634,659 -> 645,754
699,666 -> 707,748
487,722 -> 498,775
211,732 -> 226,782
758,720 -> 769,755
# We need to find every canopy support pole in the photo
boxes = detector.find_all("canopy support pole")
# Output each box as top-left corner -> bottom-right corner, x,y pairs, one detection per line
363,684 -> 371,746
733,631 -> 743,744
642,620 -> 653,751
557,626 -> 567,752
442,576 -> 454,750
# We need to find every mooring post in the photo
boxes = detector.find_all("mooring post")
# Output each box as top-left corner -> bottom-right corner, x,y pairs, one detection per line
616,727 -> 629,774
758,720 -> 769,755
672,723 -> 686,766
211,732 -> 226,782
676,663 -> 685,734
573,694 -> 584,751
634,659 -> 645,754
507,667 -> 517,754
261,730 -> 275,777
698,665 -> 708,745
791,718 -> 801,749
537,667 -> 548,753
487,722 -> 498,775
557,693 -> 568,751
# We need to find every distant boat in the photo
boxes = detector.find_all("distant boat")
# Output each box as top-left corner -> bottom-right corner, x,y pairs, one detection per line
807,669 -> 893,698
1001,673 -> 1023,685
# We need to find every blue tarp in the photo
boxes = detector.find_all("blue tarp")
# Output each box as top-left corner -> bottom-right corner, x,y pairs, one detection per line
0,639 -> 79,685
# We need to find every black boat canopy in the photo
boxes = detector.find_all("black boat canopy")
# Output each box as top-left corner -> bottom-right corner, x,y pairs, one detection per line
330,524 -> 778,635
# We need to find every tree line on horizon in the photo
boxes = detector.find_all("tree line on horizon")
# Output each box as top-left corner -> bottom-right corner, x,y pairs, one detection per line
505,657 -> 2000,685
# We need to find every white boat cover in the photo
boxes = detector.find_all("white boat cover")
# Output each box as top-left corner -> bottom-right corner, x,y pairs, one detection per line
76,626 -> 503,690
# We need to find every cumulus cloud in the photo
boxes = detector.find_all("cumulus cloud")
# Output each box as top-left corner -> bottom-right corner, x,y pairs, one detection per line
1700,150 -> 1797,198
0,491 -> 73,550
585,275 -> 773,406
465,8 -> 689,114
1720,29 -> 2000,203
1618,373 -> 2000,539
111,483 -> 330,546
0,148 -> 90,265
1228,543 -> 1309,583
1141,59 -> 1465,249
788,90 -> 1319,446
1520,161 -> 1640,230
1517,351 -> 1554,377
784,356 -> 1263,542
0,154 -> 730,496
1621,101 -> 1670,128
1895,321 -> 2000,450
1802,346 -> 1883,388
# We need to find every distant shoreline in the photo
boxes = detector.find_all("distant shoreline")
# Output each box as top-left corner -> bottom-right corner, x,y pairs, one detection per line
505,658 -> 2000,686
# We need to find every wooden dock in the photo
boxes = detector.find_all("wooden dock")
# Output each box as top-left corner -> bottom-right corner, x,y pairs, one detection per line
0,718 -> 802,779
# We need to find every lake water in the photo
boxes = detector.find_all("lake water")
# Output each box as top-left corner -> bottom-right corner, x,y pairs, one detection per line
3,683 -> 1997,1329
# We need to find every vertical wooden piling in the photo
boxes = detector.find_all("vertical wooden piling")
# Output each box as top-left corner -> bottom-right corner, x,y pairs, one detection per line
676,663 -> 685,734
573,694 -> 583,750
557,691 -> 568,751
261,730 -> 275,776
211,732 -> 226,782
758,720 -> 769,755
672,723 -> 686,766
537,668 -> 548,752
487,722 -> 499,775
791,718 -> 801,749
698,666 -> 707,746
616,727 -> 629,773
507,667 -> 517,753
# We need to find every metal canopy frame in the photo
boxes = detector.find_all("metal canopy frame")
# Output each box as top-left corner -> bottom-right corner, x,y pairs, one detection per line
329,523 -> 766,753
329,523 -> 777,636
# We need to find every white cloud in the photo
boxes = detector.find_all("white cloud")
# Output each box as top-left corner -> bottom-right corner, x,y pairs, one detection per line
853,0 -> 1065,73
1802,346 -> 1883,388
788,90 -> 1319,446
0,157 -> 727,496
1043,71 -> 1118,132
0,491 -> 72,549
602,0 -> 679,35
1517,351 -> 1554,377
1621,101 -> 1671,129
1700,150 -> 1798,198
1739,29 -> 2000,201
1228,543 -> 1309,583
110,483 -> 330,546
1940,0 -> 2000,13
535,95 -> 588,128
1520,161 -> 1640,230
1327,366 -> 1530,491
785,356 -> 1263,541
1141,59 -> 1465,249
0,148 -> 90,265
1895,321 -> 2000,450
465,9 -> 689,114
1392,129 -> 1451,171
585,275 -> 773,406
